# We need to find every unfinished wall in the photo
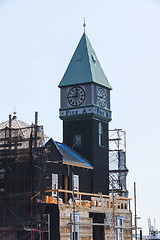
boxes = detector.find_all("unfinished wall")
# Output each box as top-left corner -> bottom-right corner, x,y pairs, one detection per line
56,195 -> 132,240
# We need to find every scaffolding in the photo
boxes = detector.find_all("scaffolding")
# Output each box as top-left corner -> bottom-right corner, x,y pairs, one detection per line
45,188 -> 132,240
109,129 -> 129,197
0,114 -> 47,240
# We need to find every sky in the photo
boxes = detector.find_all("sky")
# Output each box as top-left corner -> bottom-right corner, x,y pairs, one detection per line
0,0 -> 160,236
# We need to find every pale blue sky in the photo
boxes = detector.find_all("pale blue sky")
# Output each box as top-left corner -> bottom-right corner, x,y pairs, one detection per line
0,0 -> 160,235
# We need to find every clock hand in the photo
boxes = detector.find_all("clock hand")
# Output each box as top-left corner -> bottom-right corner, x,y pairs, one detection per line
72,91 -> 77,97
75,89 -> 78,97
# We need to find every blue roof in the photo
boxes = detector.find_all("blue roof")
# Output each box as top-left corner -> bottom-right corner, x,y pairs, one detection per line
55,141 -> 93,169
59,33 -> 112,89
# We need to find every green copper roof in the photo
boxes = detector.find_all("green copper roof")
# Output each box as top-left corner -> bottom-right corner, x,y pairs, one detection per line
59,33 -> 112,89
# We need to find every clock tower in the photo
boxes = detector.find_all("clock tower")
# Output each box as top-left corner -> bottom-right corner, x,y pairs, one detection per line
59,32 -> 112,195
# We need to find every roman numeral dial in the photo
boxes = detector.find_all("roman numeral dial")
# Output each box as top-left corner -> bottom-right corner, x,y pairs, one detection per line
67,87 -> 85,106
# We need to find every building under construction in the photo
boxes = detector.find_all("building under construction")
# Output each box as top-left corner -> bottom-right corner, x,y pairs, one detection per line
0,113 -> 48,239
0,30 -> 134,239
0,113 -> 132,240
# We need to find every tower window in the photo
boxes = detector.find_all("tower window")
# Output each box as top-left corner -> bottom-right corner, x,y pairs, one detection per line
98,122 -> 104,147
73,134 -> 82,148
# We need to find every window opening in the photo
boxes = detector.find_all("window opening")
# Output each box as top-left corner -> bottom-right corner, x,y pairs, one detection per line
117,216 -> 124,240
98,122 -> 104,147
73,134 -> 82,148
47,144 -> 51,153
73,175 -> 79,192
52,174 -> 58,197
73,175 -> 79,199
71,213 -> 80,240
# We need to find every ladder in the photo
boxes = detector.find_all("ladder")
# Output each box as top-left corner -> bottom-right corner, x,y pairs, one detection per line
98,192 -> 115,240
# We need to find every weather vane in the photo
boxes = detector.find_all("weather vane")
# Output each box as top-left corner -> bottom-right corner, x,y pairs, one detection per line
83,17 -> 86,33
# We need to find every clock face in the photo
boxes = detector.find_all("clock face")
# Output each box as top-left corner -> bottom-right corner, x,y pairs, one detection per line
67,87 -> 85,106
97,88 -> 106,107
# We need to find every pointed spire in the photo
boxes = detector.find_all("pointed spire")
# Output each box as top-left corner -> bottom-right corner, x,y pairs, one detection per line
59,32 -> 112,89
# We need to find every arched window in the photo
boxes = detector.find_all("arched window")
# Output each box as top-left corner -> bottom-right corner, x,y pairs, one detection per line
98,122 -> 103,147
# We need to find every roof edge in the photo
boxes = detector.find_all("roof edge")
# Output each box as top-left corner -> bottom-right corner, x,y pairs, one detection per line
63,161 -> 93,169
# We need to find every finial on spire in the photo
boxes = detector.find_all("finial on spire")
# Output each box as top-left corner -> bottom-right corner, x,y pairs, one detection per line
13,106 -> 17,119
83,17 -> 86,33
